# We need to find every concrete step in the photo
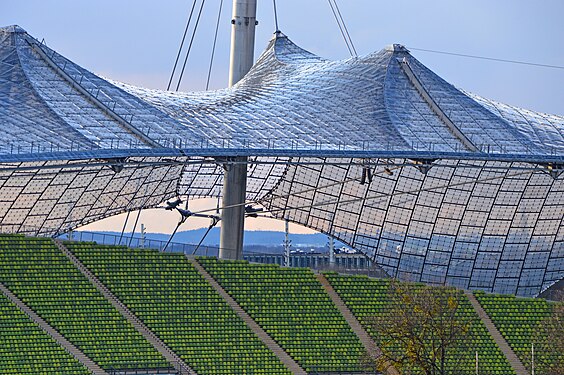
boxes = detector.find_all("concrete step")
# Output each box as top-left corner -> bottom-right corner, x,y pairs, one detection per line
315,274 -> 399,375
189,257 -> 307,375
0,282 -> 108,375
464,291 -> 529,375
53,239 -> 195,375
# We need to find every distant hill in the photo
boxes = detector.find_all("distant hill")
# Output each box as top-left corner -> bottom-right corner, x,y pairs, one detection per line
74,228 -> 344,249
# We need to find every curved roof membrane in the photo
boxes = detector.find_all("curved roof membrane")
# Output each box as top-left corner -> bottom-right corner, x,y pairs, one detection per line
0,25 -> 562,296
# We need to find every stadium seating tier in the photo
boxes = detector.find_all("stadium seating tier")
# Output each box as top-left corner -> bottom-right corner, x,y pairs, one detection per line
66,242 -> 291,375
0,292 -> 92,374
1,233 -> 558,375
474,290 -> 563,372
0,235 -> 169,371
198,257 -> 366,373
325,272 -> 516,375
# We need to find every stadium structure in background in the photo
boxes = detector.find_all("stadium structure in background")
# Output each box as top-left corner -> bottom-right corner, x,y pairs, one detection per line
0,19 -> 562,297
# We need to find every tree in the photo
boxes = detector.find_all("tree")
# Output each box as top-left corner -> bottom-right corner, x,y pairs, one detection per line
528,302 -> 564,375
363,280 -> 475,375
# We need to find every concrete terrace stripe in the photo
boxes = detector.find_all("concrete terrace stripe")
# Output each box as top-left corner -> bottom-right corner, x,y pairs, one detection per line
53,239 -> 196,375
190,257 -> 307,375
0,282 -> 108,375
464,291 -> 529,375
316,273 -> 400,375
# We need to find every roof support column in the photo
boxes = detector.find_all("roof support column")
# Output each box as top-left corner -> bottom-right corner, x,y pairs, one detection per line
228,0 -> 257,87
219,157 -> 247,260
220,0 -> 256,259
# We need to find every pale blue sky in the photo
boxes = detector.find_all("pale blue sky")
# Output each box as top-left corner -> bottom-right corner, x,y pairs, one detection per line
2,1 -> 563,234
3,0 -> 563,114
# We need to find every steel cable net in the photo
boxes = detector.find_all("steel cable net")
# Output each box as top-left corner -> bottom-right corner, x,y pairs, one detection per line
0,25 -> 562,296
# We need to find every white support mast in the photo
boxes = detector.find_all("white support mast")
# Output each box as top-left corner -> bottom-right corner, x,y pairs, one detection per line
228,0 -> 257,87
219,158 -> 247,260
219,0 -> 257,260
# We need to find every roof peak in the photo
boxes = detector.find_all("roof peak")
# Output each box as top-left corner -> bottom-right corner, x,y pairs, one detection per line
385,44 -> 409,53
265,31 -> 325,64
273,30 -> 287,38
0,25 -> 27,34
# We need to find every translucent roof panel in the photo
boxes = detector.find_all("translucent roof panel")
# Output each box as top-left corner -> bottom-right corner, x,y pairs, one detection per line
264,158 -> 563,297
464,91 -> 564,155
0,25 -> 562,297
1,25 -> 563,156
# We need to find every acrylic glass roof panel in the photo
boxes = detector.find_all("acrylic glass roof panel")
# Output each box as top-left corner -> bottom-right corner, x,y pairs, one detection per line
177,156 -> 289,200
0,27 -> 95,154
1,26 -> 202,152
0,25 -> 562,297
116,34 -> 564,156
264,158 -> 564,297
403,55 -> 532,153
1,25 -> 564,157
116,38 -> 411,151
465,91 -> 564,154
0,157 -> 183,235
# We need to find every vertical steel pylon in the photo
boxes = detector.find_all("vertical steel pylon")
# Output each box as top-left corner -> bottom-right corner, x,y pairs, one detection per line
219,0 -> 257,259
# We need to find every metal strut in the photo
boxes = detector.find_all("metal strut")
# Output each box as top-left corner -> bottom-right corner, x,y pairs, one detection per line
398,57 -> 479,152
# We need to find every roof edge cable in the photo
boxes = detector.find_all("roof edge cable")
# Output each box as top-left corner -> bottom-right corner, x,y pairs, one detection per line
398,57 -> 479,152
22,35 -> 161,148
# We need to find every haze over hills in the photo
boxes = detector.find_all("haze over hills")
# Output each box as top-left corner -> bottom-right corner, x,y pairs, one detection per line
149,229 -> 335,247
75,229 -> 348,253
